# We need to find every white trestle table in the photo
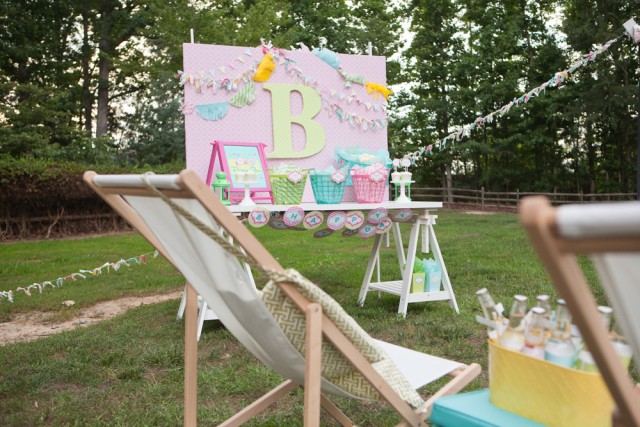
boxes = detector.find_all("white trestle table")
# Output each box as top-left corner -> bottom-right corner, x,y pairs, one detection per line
180,200 -> 459,324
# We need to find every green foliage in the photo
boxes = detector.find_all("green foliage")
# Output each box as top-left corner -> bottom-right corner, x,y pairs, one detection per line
0,157 -> 184,239
397,0 -> 637,194
1,0 -> 637,193
0,211 -> 618,424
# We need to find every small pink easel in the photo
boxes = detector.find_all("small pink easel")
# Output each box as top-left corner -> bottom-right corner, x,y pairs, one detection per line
205,140 -> 274,204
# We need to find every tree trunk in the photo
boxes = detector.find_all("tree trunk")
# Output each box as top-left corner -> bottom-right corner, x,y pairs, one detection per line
96,1 -> 113,138
445,163 -> 453,204
82,10 -> 92,137
586,122 -> 597,196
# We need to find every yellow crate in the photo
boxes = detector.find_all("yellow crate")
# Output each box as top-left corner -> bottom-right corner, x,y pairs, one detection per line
489,339 -> 614,427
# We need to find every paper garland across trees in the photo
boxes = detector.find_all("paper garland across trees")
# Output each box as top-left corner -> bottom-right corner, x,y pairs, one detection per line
401,34 -> 623,165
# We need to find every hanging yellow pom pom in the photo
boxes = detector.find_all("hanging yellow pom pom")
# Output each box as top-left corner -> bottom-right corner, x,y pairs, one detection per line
253,53 -> 276,82
365,82 -> 393,100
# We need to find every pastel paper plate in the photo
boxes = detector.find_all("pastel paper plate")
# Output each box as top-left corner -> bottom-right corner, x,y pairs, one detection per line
327,211 -> 347,230
283,206 -> 305,227
303,211 -> 324,229
248,207 -> 270,228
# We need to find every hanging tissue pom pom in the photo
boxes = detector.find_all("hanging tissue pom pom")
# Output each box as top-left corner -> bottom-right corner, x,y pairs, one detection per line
312,48 -> 340,69
365,82 -> 393,100
254,53 -> 276,82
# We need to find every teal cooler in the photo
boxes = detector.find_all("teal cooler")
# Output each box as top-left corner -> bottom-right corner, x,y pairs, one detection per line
431,389 -> 545,427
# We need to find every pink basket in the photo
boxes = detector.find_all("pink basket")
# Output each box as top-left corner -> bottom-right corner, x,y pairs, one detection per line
350,167 -> 390,203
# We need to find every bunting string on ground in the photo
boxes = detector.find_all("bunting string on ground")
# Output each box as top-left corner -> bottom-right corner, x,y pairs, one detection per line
402,34 -> 624,164
0,250 -> 159,303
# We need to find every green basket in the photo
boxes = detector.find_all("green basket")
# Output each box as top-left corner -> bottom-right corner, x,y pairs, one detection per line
268,169 -> 310,205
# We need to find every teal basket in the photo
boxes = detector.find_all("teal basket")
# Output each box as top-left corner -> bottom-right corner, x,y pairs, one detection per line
309,173 -> 346,204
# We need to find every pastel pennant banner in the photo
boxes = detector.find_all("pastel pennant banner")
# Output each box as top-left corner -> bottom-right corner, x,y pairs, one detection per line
1,251 -> 159,303
178,40 -> 389,132
402,34 -> 624,163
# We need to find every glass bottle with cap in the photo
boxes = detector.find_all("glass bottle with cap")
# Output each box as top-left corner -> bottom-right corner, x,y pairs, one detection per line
524,294 -> 552,333
575,306 -> 612,372
499,295 -> 528,351
544,299 -> 577,367
522,307 -> 547,359
535,295 -> 552,320
611,319 -> 633,371
476,288 -> 502,322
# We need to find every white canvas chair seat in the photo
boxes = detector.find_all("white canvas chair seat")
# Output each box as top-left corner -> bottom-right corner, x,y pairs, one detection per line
521,197 -> 640,427
85,170 -> 480,426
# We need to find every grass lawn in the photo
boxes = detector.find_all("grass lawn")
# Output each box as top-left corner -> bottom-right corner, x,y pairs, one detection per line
0,209 -> 615,425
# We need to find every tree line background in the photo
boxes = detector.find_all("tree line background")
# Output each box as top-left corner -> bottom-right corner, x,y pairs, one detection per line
1,0 -> 638,195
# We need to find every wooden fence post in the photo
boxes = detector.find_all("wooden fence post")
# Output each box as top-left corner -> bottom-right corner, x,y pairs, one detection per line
481,187 -> 485,211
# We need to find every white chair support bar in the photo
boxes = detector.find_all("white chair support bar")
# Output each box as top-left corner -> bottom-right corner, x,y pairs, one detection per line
557,201 -> 640,238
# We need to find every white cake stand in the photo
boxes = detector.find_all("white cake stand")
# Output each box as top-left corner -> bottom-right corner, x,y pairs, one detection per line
236,173 -> 257,207
391,180 -> 414,203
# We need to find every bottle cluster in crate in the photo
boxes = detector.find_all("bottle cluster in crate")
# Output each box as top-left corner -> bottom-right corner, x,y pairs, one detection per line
475,288 -> 633,372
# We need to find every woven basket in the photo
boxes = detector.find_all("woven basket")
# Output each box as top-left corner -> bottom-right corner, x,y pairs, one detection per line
350,168 -> 390,203
268,169 -> 309,205
488,339 -> 613,427
309,173 -> 346,204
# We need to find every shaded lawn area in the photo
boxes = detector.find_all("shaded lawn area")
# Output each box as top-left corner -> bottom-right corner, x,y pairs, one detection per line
0,210 -> 610,425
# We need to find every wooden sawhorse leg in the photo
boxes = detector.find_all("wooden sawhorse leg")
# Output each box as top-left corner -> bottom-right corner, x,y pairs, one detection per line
184,283 -> 198,427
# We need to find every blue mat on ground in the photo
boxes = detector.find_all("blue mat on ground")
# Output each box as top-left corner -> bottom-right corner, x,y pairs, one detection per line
431,389 -> 546,427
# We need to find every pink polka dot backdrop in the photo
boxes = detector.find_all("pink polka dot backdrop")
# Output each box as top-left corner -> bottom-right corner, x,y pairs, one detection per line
182,43 -> 389,202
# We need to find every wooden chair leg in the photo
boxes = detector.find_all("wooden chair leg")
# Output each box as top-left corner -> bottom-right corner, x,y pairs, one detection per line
218,380 -> 297,427
184,283 -> 198,427
320,395 -> 354,427
304,302 -> 322,427
422,363 -> 482,416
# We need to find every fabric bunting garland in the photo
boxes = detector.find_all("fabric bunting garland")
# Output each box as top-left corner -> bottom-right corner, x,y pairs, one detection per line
229,80 -> 256,107
339,69 -> 366,86
196,102 -> 229,121
401,34 -> 624,164
0,251 -> 158,303
178,39 -> 389,132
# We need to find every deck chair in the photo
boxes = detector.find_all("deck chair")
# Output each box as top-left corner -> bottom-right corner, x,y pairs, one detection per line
84,170 -> 480,426
520,196 -> 640,427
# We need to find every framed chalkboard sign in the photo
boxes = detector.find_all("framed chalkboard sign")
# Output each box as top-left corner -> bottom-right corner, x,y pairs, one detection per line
205,141 -> 274,203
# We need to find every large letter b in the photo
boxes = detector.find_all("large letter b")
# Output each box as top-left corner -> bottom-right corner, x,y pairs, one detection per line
263,84 -> 326,159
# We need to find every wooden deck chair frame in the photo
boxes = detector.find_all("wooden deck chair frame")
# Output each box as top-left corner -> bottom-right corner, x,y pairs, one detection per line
84,169 -> 480,427
520,196 -> 640,427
